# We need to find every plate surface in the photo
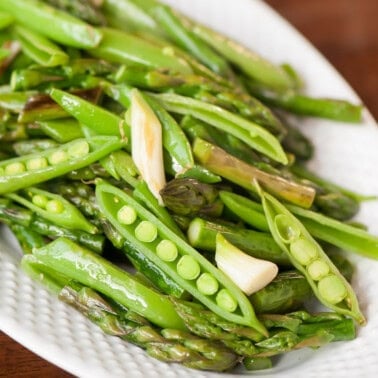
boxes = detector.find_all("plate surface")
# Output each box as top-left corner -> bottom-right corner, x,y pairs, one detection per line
1,0 -> 378,377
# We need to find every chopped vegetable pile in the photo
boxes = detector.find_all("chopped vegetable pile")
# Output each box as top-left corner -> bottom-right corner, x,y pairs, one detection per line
1,0 -> 377,373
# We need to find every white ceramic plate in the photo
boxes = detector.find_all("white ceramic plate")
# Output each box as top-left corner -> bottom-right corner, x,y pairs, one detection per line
1,0 -> 378,377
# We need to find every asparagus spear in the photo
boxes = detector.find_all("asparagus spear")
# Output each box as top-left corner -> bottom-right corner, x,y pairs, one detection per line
160,178 -> 223,218
59,281 -> 239,371
187,217 -> 290,266
193,138 -> 316,208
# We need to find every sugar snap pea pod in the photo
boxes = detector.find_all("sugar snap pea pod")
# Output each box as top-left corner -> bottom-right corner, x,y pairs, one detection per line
0,0 -> 102,48
188,22 -> 295,91
32,237 -> 186,330
187,218 -> 289,266
259,188 -> 365,324
50,88 -> 131,146
193,138 -> 315,208
21,254 -> 70,294
219,191 -> 270,232
37,119 -> 84,143
0,136 -> 126,195
96,181 -> 267,335
152,5 -> 233,78
285,204 -> 378,260
19,87 -> 102,123
100,150 -> 139,188
145,94 -> 195,173
151,92 -> 288,164
13,25 -> 69,67
0,202 -> 105,253
7,187 -> 97,234
0,12 -> 13,30
88,28 -> 192,75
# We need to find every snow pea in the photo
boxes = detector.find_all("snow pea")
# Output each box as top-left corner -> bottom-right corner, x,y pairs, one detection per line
32,237 -> 186,330
96,181 -> 267,335
0,0 -> 102,48
0,136 -> 126,194
260,188 -> 365,324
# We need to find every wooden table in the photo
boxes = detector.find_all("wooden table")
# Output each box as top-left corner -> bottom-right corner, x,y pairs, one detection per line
1,0 -> 376,376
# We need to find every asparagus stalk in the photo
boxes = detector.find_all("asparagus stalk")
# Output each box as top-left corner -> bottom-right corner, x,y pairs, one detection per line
187,217 -> 290,266
193,138 -> 316,208
59,281 -> 239,371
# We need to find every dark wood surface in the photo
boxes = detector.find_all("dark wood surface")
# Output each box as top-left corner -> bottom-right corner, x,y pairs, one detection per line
1,0 -> 376,376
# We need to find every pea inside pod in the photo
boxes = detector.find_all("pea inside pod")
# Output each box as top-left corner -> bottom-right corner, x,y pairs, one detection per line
260,188 -> 365,325
0,136 -> 126,195
96,180 -> 267,335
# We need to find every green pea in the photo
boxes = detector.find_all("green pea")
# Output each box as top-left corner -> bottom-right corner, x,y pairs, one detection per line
290,237 -> 318,266
216,289 -> 238,312
67,140 -> 90,158
156,240 -> 178,262
32,194 -> 49,209
135,220 -> 158,243
48,150 -> 68,165
274,214 -> 301,244
196,273 -> 219,295
45,199 -> 64,214
177,255 -> 200,280
26,157 -> 48,171
307,259 -> 330,281
318,275 -> 347,304
117,205 -> 137,225
5,162 -> 25,175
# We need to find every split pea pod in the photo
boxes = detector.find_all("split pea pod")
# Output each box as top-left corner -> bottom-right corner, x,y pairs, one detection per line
259,188 -> 365,324
0,0 -> 102,49
32,237 -> 186,330
7,187 -> 97,234
0,136 -> 126,194
220,191 -> 378,260
96,181 -> 267,335
150,92 -> 288,164
13,25 -> 69,67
